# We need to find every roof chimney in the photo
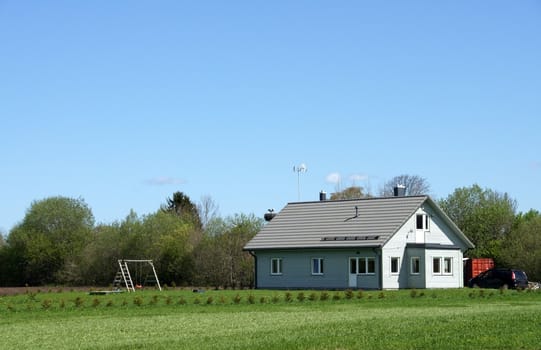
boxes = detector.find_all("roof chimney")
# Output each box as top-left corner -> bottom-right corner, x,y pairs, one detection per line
319,191 -> 327,201
393,184 -> 406,197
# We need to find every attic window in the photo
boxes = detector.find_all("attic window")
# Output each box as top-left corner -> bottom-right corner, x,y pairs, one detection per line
416,214 -> 429,231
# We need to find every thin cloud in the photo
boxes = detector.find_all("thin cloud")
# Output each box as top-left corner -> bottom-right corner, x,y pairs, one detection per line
145,177 -> 187,186
349,174 -> 368,182
326,172 -> 341,184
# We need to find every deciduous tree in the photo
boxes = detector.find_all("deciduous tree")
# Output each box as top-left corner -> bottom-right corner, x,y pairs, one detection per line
380,174 -> 431,197
439,184 -> 516,261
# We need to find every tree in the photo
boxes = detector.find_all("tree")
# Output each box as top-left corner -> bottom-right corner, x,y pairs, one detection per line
162,191 -> 202,229
6,196 -> 95,285
500,210 -> 541,281
197,195 -> 220,229
438,184 -> 516,260
330,186 -> 370,200
380,174 -> 431,197
193,213 -> 263,288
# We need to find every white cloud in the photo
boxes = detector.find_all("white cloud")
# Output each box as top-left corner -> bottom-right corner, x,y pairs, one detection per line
326,172 -> 341,184
145,177 -> 187,186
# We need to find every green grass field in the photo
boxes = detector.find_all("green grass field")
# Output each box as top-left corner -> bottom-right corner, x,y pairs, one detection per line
1,288 -> 540,349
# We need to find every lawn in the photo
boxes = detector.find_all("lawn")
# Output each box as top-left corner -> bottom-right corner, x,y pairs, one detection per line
0,288 -> 540,349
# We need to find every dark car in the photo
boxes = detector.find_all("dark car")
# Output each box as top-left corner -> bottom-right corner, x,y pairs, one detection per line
468,268 -> 528,289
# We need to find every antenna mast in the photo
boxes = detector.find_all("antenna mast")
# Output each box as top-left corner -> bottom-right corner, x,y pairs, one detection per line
293,163 -> 307,201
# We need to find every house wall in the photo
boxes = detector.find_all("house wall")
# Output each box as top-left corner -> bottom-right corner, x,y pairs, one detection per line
381,204 -> 466,289
406,247 -> 426,289
254,249 -> 379,290
424,249 -> 464,288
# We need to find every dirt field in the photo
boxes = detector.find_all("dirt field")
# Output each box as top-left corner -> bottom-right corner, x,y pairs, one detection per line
0,286 -> 94,296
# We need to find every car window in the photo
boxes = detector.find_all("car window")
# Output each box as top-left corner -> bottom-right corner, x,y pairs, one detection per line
514,271 -> 528,280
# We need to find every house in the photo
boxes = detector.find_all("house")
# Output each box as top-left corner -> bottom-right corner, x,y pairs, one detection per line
243,191 -> 474,290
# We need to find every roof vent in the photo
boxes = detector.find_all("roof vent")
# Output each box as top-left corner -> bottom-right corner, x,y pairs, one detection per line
393,184 -> 406,197
319,191 -> 327,201
264,209 -> 276,222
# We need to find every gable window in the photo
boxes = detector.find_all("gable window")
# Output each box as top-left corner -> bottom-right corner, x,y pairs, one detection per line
411,257 -> 420,275
312,258 -> 324,275
416,214 -> 429,231
390,257 -> 400,274
271,258 -> 282,275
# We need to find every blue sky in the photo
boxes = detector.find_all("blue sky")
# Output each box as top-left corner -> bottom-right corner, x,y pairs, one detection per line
1,1 -> 540,233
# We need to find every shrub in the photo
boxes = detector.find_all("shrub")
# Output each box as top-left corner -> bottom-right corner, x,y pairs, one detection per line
378,292 -> 385,299
206,296 -> 214,305
320,291 -> 329,301
121,299 -> 128,306
59,299 -> 66,308
178,297 -> 186,305
259,296 -> 267,304
219,296 -> 227,304
233,294 -> 242,304
332,293 -> 341,301
308,292 -> 318,301
344,289 -> 354,299
410,289 -> 418,298
296,292 -> 305,302
271,295 -> 280,303
106,300 -> 114,307
356,290 -> 364,299
133,296 -> 144,306
248,294 -> 255,304
285,292 -> 293,303
150,295 -> 159,305
193,297 -> 201,305
165,296 -> 172,305
92,298 -> 101,307
74,297 -> 85,308
41,299 -> 53,310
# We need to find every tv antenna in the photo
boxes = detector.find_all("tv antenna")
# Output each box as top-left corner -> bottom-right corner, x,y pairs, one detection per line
293,163 -> 307,201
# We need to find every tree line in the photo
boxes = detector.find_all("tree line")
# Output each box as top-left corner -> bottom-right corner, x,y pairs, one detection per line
0,192 -> 262,288
0,175 -> 539,287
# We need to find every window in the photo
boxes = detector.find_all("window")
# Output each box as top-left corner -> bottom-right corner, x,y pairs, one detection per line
432,257 -> 441,274
416,214 -> 429,230
443,257 -> 452,274
356,257 -> 375,275
391,257 -> 400,274
271,258 -> 282,275
411,257 -> 420,275
432,257 -> 453,275
312,258 -> 324,275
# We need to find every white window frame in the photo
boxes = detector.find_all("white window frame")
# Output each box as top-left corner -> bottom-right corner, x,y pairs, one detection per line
411,257 -> 420,275
271,258 -> 282,275
390,257 -> 400,275
311,258 -> 324,275
432,257 -> 453,275
358,257 -> 376,275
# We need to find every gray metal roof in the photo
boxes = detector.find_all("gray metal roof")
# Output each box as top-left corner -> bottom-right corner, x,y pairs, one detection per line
244,196 -> 429,250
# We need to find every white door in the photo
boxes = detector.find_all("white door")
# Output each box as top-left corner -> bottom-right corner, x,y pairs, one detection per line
348,258 -> 358,288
